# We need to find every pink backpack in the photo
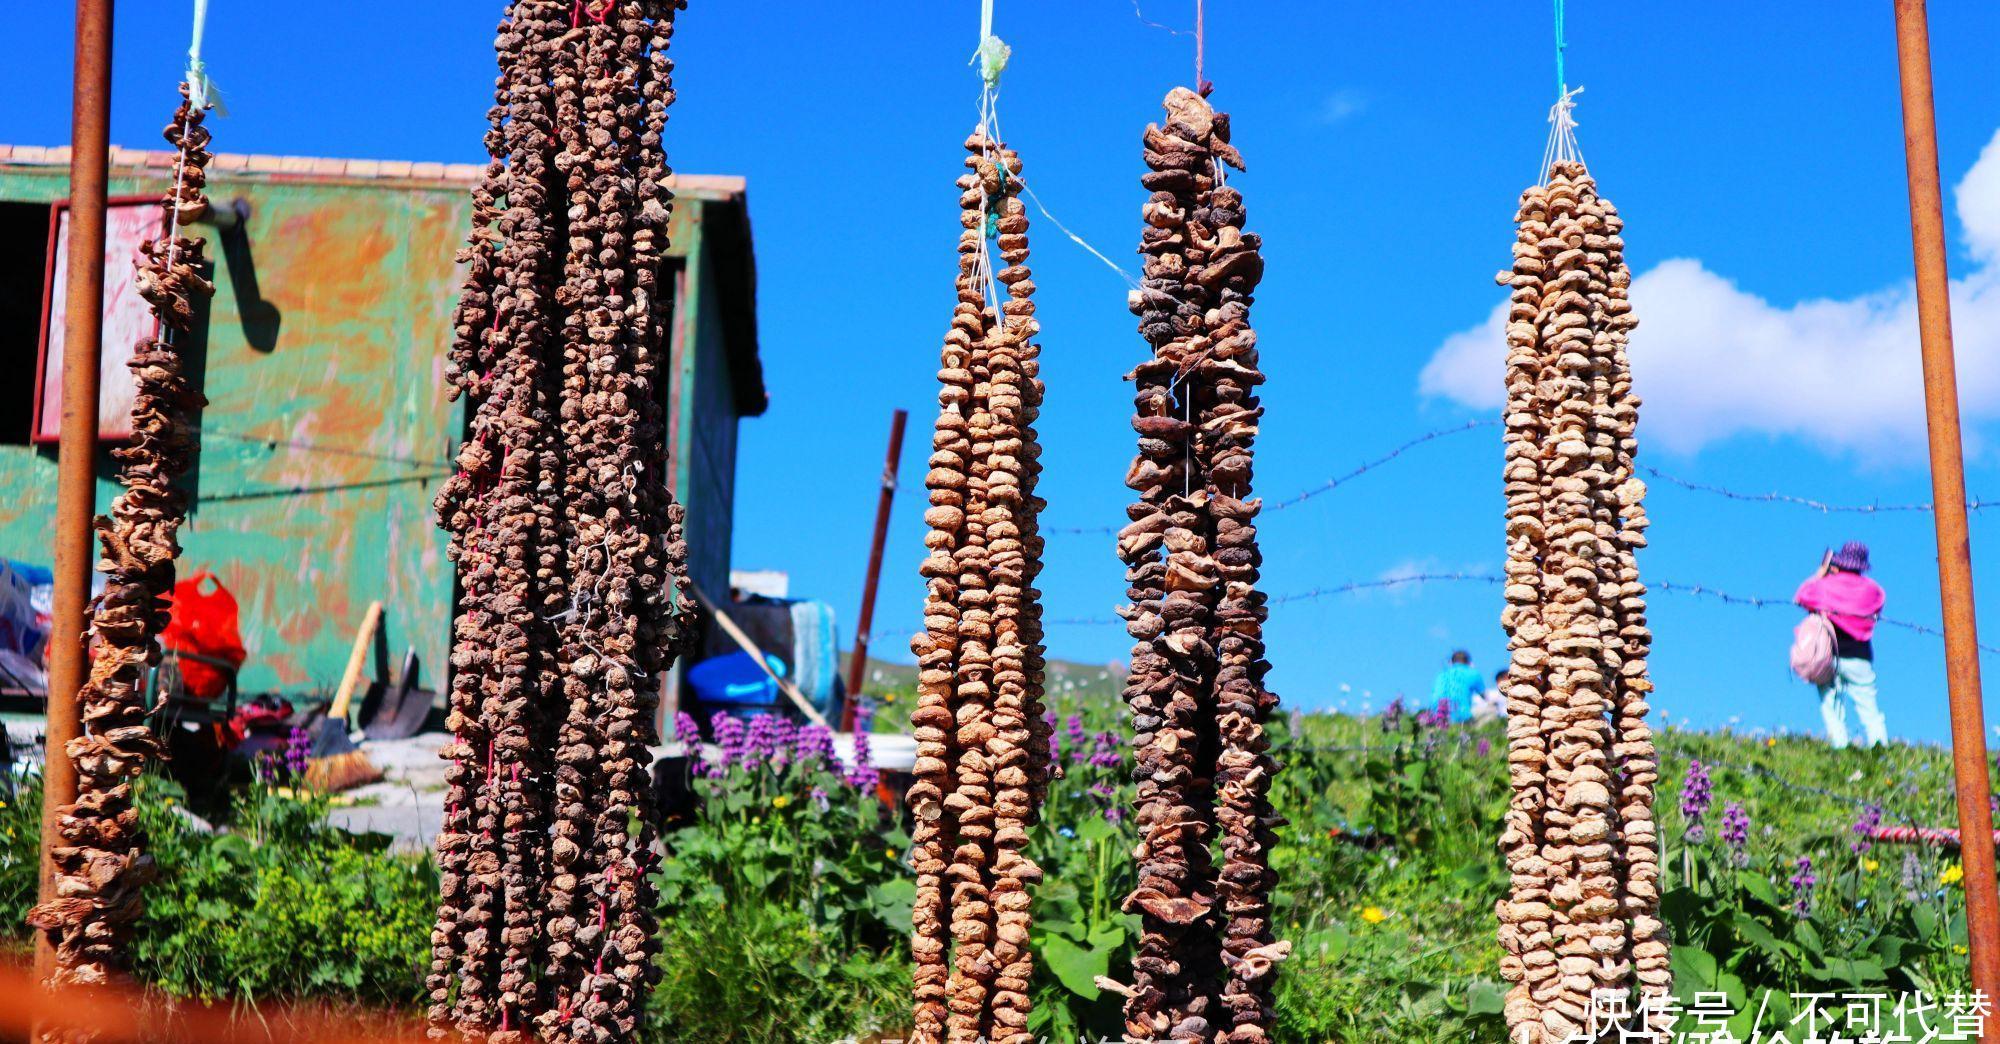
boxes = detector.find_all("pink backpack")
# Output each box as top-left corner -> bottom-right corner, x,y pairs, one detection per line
1791,612 -> 1838,686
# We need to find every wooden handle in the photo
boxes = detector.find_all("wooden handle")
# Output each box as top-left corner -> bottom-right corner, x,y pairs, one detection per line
328,601 -> 383,722
689,584 -> 831,730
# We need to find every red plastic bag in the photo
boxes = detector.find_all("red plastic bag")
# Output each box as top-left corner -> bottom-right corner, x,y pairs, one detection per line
160,570 -> 247,701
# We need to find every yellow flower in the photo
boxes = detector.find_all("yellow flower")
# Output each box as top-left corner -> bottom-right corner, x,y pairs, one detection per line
1765,738 -> 1778,748
1864,859 -> 1881,874
772,795 -> 791,810
884,693 -> 898,703
886,848 -> 899,861
1956,945 -> 1971,956
1360,907 -> 1387,925
1942,863 -> 1965,886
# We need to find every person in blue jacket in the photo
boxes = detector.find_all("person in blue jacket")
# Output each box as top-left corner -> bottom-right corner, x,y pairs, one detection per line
1429,649 -> 1488,723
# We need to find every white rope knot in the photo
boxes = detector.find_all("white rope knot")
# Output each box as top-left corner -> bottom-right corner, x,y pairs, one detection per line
1539,85 -> 1585,182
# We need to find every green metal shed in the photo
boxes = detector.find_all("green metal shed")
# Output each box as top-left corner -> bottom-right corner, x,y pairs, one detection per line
0,143 -> 764,699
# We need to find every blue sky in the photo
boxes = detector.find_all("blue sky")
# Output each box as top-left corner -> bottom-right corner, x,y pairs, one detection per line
16,2 -> 2000,743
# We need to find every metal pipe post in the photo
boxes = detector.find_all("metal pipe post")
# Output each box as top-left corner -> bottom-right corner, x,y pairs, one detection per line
35,0 -> 115,982
842,409 -> 909,730
1892,0 -> 2000,1029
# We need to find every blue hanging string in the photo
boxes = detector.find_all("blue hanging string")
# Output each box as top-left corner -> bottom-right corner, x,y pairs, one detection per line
1553,0 -> 1568,96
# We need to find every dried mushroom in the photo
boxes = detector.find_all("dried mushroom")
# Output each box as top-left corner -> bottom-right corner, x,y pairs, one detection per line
1102,87 -> 1287,1044
1494,158 -> 1665,1043
29,81 -> 213,996
428,3 -> 696,1041
910,133 -> 1053,1044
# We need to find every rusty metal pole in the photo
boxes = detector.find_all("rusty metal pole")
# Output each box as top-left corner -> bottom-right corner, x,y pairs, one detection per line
35,0 -> 115,984
841,408 -> 909,730
1892,0 -> 2000,1028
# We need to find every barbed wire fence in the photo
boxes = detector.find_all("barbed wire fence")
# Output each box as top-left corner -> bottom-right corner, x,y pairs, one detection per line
1042,419 -> 1990,536
862,571 -> 1994,655
1043,419 -> 1500,536
1640,465 -> 1997,515
861,419 -> 1998,659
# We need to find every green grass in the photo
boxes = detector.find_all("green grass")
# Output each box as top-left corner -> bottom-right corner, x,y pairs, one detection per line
1,666 -> 1987,1041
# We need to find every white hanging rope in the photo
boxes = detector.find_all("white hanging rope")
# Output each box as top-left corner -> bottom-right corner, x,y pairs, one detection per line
1538,85 -> 1584,183
971,88 -> 1007,328
161,0 -> 219,351
968,0 -> 1012,332
1014,178 -> 1139,290
186,0 -> 223,115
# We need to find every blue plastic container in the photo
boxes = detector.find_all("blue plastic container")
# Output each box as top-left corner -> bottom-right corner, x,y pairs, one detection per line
686,651 -> 789,725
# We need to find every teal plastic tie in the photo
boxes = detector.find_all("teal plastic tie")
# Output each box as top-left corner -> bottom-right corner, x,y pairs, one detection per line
1553,0 -> 1568,96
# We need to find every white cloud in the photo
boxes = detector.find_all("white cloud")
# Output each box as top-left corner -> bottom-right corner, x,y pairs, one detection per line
1419,127 -> 2000,459
1320,89 -> 1365,125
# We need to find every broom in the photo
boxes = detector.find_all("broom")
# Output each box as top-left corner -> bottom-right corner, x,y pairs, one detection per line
306,601 -> 385,792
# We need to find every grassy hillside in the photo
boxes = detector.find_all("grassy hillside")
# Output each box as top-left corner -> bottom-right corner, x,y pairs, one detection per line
836,653 -> 1979,1039
2,671 -> 1985,1040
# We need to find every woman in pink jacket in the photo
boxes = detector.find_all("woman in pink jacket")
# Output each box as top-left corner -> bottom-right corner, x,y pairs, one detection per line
1795,541 -> 1888,748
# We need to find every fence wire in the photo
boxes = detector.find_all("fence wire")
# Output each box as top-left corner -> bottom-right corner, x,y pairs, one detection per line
1642,466 -> 1997,515
1043,420 -> 1496,536
860,572 -> 1989,657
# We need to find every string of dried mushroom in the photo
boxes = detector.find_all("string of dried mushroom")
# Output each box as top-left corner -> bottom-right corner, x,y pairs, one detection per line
28,81 -> 213,989
428,3 -> 696,1041
1494,156 -> 1666,1044
908,131 -> 1053,1044
1102,86 -> 1288,1044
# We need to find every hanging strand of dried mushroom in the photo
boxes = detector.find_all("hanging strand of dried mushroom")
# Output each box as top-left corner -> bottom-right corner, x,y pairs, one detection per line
1105,87 -> 1288,1044
28,81 -> 213,990
429,3 -> 694,1041
1596,177 -> 1669,1036
1493,145 -> 1665,1043
907,131 -> 1051,1044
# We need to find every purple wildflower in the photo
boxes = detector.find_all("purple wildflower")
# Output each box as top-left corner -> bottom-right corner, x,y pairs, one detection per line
1681,760 -> 1713,842
845,706 -> 879,790
1475,737 -> 1492,757
1380,697 -> 1406,733
743,714 -> 785,770
1065,714 -> 1087,763
810,786 -> 830,813
1789,856 -> 1817,918
710,713 -> 747,778
1105,805 -> 1126,825
1720,802 -> 1751,866
1851,804 -> 1884,854
285,725 -> 312,779
1088,730 -> 1121,770
794,723 -> 836,774
673,711 -> 701,746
